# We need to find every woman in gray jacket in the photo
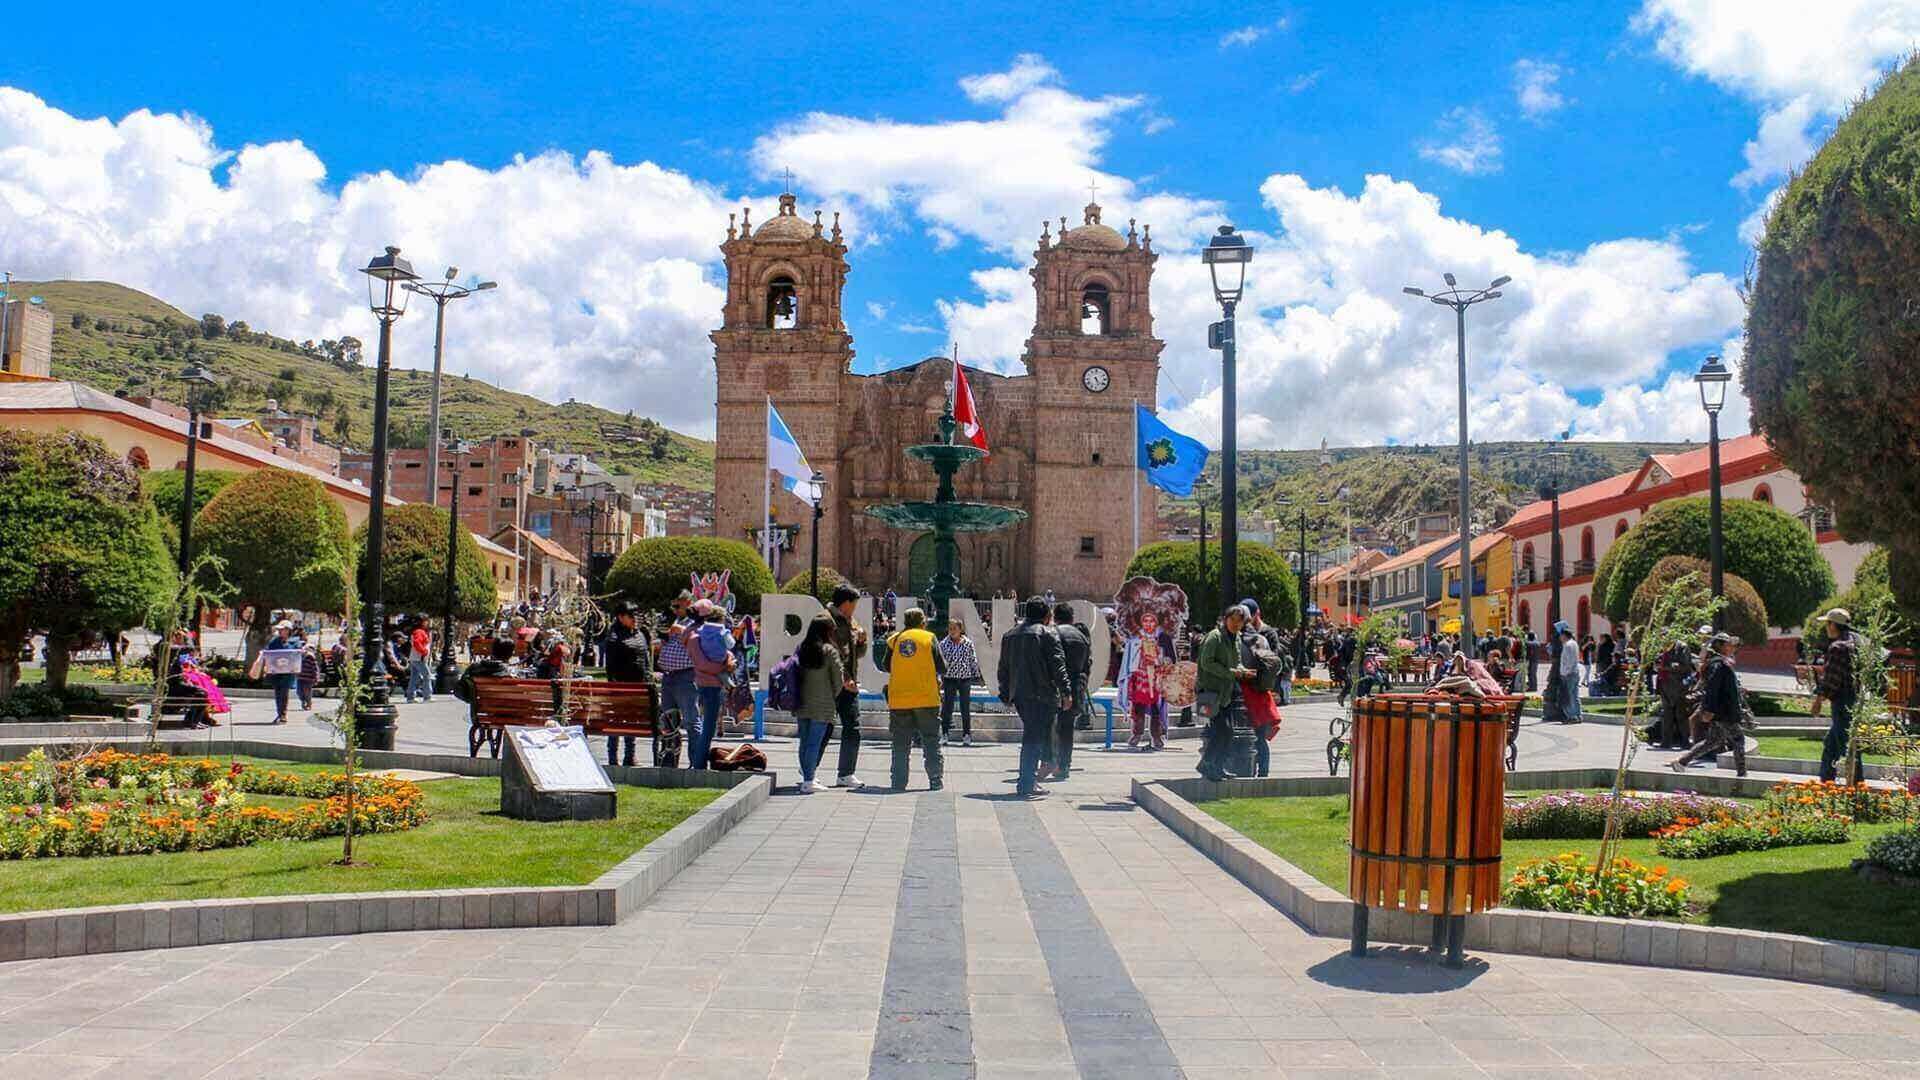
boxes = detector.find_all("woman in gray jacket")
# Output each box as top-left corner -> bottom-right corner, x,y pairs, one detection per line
795,614 -> 845,794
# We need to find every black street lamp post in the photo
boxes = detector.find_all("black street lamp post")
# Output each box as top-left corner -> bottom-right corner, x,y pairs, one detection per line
1544,450 -> 1569,631
404,270 -> 495,503
1403,274 -> 1510,658
807,470 -> 827,602
356,246 -> 420,752
1203,226 -> 1253,608
435,440 -> 467,694
174,361 -> 217,625
1696,354 -> 1731,631
1280,493 -> 1329,678
1195,481 -> 1211,618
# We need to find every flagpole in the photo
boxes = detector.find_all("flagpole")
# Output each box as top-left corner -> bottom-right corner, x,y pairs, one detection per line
763,396 -> 773,572
1132,401 -> 1140,555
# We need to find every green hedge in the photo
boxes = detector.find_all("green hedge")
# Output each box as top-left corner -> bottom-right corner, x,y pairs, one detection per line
1594,497 -> 1832,629
605,537 -> 775,615
1626,556 -> 1770,645
354,504 -> 497,622
779,566 -> 849,606
1124,541 -> 1300,629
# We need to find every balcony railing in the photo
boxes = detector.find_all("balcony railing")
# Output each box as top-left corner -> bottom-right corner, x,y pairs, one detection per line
1571,559 -> 1596,577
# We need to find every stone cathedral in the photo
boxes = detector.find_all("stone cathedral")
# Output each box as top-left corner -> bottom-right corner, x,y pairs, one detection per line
711,191 -> 1164,600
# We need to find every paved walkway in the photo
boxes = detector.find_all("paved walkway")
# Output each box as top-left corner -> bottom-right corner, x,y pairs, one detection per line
7,702 -> 1915,1077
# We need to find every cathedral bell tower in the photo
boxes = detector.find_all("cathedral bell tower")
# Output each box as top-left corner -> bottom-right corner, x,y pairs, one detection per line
1022,201 -> 1164,597
711,191 -> 853,572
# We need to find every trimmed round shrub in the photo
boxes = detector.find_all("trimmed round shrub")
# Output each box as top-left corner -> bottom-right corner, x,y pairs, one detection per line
605,537 -> 775,615
1866,825 -> 1920,877
194,469 -> 351,653
1124,541 -> 1300,629
1626,556 -> 1770,645
1745,57 -> 1920,622
1595,497 -> 1832,629
779,566 -> 849,606
353,504 -> 497,623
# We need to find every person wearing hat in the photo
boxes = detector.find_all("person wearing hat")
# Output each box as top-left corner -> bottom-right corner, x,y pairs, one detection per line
1813,607 -> 1861,783
1671,631 -> 1747,776
601,601 -> 654,769
654,590 -> 700,767
1649,629 -> 1699,749
261,619 -> 304,724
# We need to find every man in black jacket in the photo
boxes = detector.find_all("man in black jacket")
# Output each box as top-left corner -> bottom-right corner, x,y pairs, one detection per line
998,597 -> 1070,798
1040,603 -> 1093,782
1813,607 -> 1861,783
602,601 -> 654,768
1671,633 -> 1746,777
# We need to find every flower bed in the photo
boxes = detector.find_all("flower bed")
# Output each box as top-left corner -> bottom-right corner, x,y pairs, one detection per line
0,750 -> 425,860
1764,780 -> 1920,824
1866,825 -> 1920,877
1503,790 -> 1743,839
1503,853 -> 1692,918
1653,812 -> 1852,858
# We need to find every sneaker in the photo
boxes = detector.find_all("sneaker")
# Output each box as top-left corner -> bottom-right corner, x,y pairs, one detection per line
835,775 -> 864,790
1020,786 -> 1050,799
962,734 -> 973,747
930,779 -> 943,791
799,780 -> 817,794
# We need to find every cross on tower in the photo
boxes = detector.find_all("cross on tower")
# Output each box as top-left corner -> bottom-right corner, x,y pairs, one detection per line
782,167 -> 795,194
1087,177 -> 1099,204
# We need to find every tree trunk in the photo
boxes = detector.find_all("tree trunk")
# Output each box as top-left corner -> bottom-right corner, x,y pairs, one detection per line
0,642 -> 18,701
44,630 -> 71,694
243,605 -> 272,665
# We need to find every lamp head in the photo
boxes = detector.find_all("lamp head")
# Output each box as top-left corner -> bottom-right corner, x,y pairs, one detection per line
1201,224 -> 1253,305
1402,286 -> 1425,297
1694,353 -> 1731,415
1490,275 -> 1511,289
1443,272 -> 1457,287
361,246 -> 420,322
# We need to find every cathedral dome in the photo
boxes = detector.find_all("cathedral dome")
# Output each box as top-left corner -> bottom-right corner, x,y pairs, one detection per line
754,193 -> 817,242
1059,202 -> 1129,251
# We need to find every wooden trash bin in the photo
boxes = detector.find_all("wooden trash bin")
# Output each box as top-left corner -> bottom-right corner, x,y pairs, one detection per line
1347,693 -> 1512,966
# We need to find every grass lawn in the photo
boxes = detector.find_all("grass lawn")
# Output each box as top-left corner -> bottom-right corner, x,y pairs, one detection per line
1,756 -> 721,914
1580,692 -> 1816,719
1205,792 -> 1920,950
1752,734 -> 1907,766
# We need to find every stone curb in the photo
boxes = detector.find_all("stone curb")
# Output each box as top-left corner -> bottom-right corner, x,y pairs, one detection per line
1747,754 -> 1912,784
0,720 -> 153,740
1134,767 -> 1920,999
0,749 -> 774,963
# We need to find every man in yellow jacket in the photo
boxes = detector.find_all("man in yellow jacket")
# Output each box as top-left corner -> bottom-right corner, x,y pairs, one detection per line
879,607 -> 947,791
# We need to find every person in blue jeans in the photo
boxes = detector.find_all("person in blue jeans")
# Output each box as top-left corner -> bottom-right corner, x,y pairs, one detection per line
792,615 -> 844,793
260,620 -> 303,724
687,600 -> 735,769
655,592 -> 699,766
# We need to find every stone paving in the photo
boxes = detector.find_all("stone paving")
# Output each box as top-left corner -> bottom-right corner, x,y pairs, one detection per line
6,697 -> 1916,1077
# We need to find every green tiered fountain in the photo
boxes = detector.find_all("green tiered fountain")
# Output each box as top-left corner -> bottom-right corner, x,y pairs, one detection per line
863,407 -> 1027,633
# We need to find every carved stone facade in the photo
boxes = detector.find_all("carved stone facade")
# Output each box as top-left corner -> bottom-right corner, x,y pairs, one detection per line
712,194 -> 1162,600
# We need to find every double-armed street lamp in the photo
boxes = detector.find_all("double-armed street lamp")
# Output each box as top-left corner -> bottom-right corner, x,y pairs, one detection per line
174,360 -> 218,629
1695,354 -> 1732,631
404,270 -> 495,504
1402,273 -> 1510,657
1278,491 -> 1330,678
356,246 -> 420,751
1542,448 -> 1570,631
1203,226 -> 1254,608
435,437 -> 470,695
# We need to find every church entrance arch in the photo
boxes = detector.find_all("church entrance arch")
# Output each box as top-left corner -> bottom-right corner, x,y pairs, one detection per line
907,533 -> 966,598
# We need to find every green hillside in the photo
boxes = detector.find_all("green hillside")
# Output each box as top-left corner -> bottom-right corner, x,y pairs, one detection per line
1169,439 -> 1693,550
27,280 -> 715,489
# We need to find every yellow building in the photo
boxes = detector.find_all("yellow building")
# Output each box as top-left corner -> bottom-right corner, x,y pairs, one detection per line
472,532 -> 521,608
0,380 -> 381,528
1311,549 -> 1388,626
1427,533 -> 1514,635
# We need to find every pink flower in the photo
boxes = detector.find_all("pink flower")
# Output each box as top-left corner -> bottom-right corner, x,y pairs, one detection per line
91,777 -> 109,788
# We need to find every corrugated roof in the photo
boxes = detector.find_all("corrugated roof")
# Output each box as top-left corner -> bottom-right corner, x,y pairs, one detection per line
494,526 -> 581,565
1368,534 -> 1459,575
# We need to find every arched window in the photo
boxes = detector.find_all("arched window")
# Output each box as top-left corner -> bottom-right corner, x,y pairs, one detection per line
1614,518 -> 1629,539
1080,282 -> 1111,335
1753,483 -> 1773,504
1576,595 -> 1591,640
1518,600 -> 1532,635
125,446 -> 150,470
766,276 -> 798,330
1521,541 -> 1536,581
1579,526 -> 1595,565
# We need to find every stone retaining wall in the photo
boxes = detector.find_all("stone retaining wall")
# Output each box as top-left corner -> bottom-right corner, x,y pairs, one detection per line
1136,768 -> 1920,999
0,747 -> 774,962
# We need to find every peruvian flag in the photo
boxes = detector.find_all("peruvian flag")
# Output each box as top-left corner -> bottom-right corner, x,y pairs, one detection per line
953,360 -> 990,453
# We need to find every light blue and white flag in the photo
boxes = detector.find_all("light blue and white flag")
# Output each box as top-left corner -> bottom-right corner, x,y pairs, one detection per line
766,398 -> 819,505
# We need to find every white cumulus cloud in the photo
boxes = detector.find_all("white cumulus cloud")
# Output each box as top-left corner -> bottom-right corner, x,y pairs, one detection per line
1418,107 -> 1503,175
1514,59 -> 1568,120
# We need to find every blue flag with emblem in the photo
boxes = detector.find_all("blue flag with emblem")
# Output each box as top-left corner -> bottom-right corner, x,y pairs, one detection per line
1134,403 -> 1209,497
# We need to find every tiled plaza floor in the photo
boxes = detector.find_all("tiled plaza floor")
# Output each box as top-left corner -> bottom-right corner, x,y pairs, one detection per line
7,704 -> 1914,1077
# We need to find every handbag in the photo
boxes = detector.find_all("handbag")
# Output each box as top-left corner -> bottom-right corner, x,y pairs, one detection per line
1194,689 -> 1220,720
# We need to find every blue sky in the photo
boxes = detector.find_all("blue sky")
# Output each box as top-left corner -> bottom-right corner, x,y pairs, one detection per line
1,2 -> 1913,444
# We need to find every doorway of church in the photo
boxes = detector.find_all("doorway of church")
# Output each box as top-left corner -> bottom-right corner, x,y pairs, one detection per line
907,532 -> 967,599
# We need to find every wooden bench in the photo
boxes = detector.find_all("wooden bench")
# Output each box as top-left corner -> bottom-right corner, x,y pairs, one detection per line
466,677 -> 658,758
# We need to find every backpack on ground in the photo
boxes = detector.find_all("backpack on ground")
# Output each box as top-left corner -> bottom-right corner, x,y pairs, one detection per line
768,654 -> 802,712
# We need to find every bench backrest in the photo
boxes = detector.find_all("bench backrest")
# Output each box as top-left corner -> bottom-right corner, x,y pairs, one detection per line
470,677 -> 655,733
